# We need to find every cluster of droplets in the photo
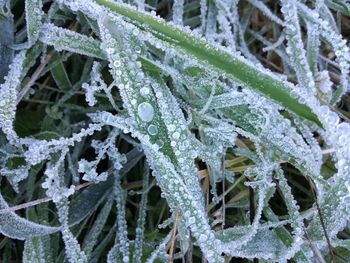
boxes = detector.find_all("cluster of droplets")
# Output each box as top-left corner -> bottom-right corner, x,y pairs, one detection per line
39,23 -> 105,59
274,169 -> 304,261
145,232 -> 172,263
41,152 -> 75,203
83,62 -> 119,110
108,174 -> 130,263
98,13 -> 226,261
56,0 -> 105,20
307,103 -> 350,239
82,62 -> 108,107
297,2 -> 350,102
25,0 -> 43,46
315,70 -> 333,102
56,199 -> 88,263
98,12 -> 227,261
172,0 -> 184,25
143,144 -> 224,262
151,81 -> 206,207
82,199 -> 113,260
247,0 -> 284,26
132,165 -> 149,263
23,124 -> 102,166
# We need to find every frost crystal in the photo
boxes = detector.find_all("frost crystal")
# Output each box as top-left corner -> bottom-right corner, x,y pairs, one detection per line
0,51 -> 26,141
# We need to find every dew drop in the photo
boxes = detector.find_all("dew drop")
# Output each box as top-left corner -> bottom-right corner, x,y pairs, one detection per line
138,102 -> 154,122
147,124 -> 158,135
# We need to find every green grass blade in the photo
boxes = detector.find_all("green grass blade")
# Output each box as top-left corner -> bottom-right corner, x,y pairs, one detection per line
39,23 -> 106,59
50,54 -> 72,91
0,0 -> 14,84
95,0 -> 321,125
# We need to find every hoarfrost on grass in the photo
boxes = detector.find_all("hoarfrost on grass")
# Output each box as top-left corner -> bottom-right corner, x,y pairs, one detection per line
1,0 -> 350,262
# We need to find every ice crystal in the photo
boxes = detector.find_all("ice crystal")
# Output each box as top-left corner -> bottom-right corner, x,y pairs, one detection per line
78,129 -> 125,182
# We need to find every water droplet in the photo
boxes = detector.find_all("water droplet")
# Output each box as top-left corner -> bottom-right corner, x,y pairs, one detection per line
147,124 -> 158,135
138,102 -> 154,122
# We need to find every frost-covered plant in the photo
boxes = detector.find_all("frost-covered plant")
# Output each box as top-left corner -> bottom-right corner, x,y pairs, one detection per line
1,0 -> 350,262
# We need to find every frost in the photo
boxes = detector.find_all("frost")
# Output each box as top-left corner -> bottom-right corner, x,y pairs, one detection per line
25,0 -> 43,47
39,23 -> 106,59
281,0 -> 316,93
315,70 -> 333,102
0,193 -> 59,240
2,0 -> 350,262
107,173 -> 130,262
0,51 -> 26,141
82,62 -> 119,110
41,154 -> 75,203
172,0 -> 184,25
82,198 -> 113,260
56,199 -> 88,263
78,129 -> 126,183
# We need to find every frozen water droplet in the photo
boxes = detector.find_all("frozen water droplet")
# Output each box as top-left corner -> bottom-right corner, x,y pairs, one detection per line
138,102 -> 154,122
135,46 -> 141,54
147,124 -> 158,135
113,60 -> 121,68
188,217 -> 195,224
172,132 -> 180,140
107,47 -> 115,54
156,139 -> 164,148
337,122 -> 350,134
198,234 -> 207,242
140,87 -> 150,96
